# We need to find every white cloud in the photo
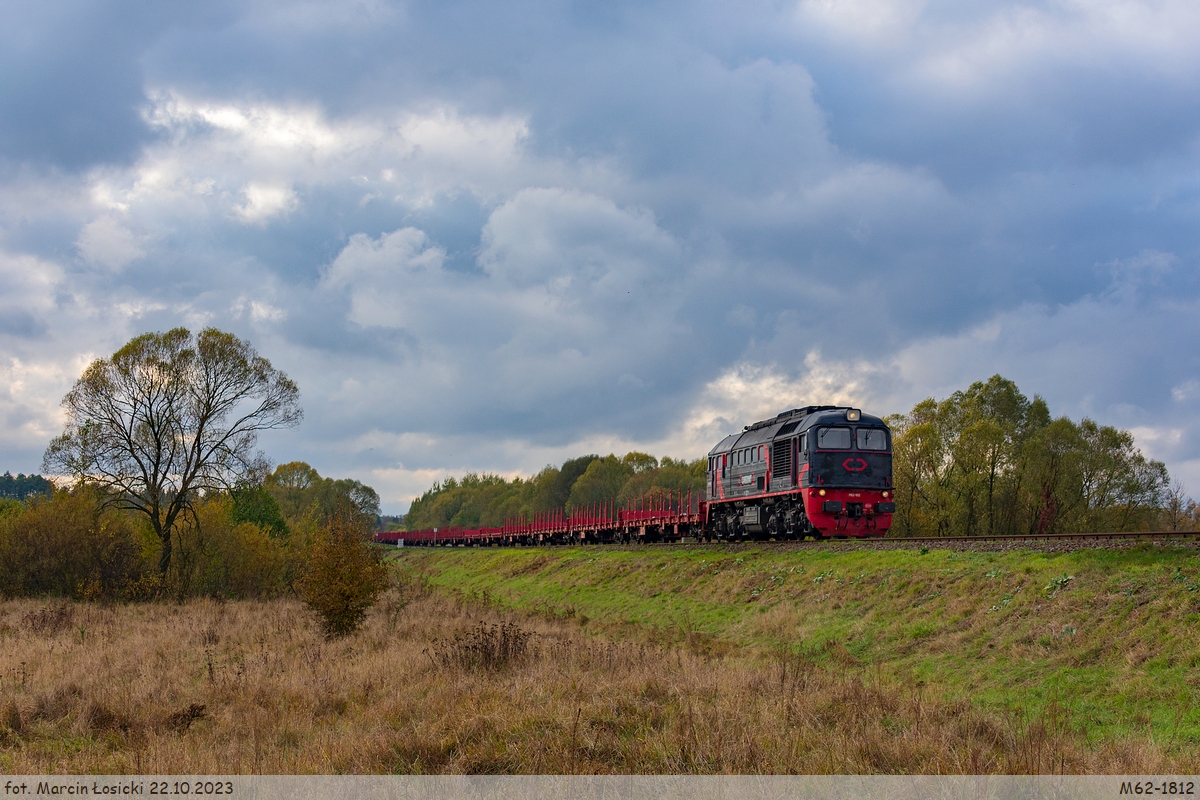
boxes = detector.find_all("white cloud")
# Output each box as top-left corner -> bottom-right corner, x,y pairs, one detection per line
479,188 -> 680,289
146,91 -> 375,156
234,182 -> 298,223
130,93 -> 538,219
396,108 -> 529,185
795,0 -> 1200,90
659,353 -> 893,455
232,296 -> 287,324
321,227 -> 446,328
1172,379 -> 1200,402
0,251 -> 62,320
0,354 -> 91,461
75,215 -> 144,270
794,0 -> 928,50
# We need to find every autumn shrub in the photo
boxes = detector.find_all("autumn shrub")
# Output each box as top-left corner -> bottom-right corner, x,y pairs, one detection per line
168,496 -> 288,599
0,489 -> 152,599
296,509 -> 388,638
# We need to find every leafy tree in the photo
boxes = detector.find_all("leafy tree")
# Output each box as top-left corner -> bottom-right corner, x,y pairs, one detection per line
265,461 -> 322,520
0,498 -> 22,520
890,375 -> 1169,537
618,457 -> 705,504
230,484 -> 290,538
545,455 -> 599,508
621,452 -> 659,473
170,495 -> 288,600
567,455 -> 635,508
43,328 -> 302,574
264,462 -> 379,529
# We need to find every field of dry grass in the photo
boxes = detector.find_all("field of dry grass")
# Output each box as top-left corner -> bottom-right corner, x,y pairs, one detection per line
1,580 -> 1195,774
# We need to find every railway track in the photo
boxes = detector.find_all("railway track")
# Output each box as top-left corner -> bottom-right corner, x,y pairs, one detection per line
387,529 -> 1200,554
737,529 -> 1200,553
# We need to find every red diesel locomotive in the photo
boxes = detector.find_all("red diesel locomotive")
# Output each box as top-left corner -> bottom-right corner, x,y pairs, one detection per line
376,404 -> 894,546
705,405 -> 894,540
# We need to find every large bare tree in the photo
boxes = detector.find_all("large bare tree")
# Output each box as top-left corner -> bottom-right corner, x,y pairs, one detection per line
44,328 -> 302,573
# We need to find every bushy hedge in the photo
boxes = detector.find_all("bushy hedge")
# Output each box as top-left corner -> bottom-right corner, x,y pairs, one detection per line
0,489 -> 151,600
0,463 -> 385,602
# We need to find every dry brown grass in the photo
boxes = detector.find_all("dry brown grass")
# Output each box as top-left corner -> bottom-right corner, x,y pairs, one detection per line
0,588 -> 1192,774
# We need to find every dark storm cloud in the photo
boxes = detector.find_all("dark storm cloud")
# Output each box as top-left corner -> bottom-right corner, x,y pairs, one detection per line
3,0 -> 1200,506
0,0 -> 237,168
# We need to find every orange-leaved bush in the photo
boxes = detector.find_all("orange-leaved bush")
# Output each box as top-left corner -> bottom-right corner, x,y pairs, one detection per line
296,509 -> 387,638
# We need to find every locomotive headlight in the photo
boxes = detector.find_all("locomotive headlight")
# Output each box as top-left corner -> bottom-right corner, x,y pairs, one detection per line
818,489 -> 826,497
882,491 -> 890,498
846,408 -> 861,421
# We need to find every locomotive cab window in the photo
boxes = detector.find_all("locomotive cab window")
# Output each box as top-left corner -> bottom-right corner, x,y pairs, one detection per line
856,428 -> 889,451
816,427 -> 852,450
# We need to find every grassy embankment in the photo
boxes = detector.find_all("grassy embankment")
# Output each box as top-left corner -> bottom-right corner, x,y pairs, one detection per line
1,587 -> 1126,774
2,543 -> 1197,773
395,544 -> 1200,749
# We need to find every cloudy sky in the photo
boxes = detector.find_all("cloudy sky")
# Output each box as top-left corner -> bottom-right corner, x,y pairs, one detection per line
3,0 -> 1200,512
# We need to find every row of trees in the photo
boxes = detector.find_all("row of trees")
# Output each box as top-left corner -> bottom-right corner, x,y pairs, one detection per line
406,375 -> 1192,537
0,462 -> 381,602
405,453 -> 706,531
0,472 -> 53,500
888,375 -> 1184,536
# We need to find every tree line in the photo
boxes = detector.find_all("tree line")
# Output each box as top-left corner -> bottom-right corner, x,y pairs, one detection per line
0,472 -> 53,500
404,453 -> 707,531
406,375 -> 1196,537
888,375 -> 1193,536
0,461 -> 379,602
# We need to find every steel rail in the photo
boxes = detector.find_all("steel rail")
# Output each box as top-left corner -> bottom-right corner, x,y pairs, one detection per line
380,529 -> 1200,552
875,530 -> 1200,545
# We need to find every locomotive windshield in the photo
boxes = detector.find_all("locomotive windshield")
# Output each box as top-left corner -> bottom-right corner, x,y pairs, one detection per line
856,427 -> 889,451
816,427 -> 852,449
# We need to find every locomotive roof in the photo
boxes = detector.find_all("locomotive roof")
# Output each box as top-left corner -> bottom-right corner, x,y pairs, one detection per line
706,406 -> 890,456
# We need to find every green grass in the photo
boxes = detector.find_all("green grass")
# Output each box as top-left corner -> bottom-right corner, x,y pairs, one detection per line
390,543 -> 1200,749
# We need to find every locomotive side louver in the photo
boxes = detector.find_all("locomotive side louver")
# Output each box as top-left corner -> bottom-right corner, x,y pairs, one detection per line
772,438 -> 792,476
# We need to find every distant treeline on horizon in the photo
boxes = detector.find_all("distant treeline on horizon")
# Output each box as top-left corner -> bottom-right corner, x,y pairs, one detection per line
0,472 -> 52,501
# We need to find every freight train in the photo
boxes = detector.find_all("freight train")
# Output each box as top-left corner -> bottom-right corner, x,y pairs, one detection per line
374,405 -> 894,547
